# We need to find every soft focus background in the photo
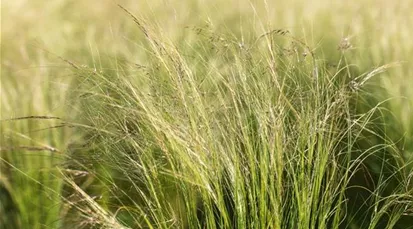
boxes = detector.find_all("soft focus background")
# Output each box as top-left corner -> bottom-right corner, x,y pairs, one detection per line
1,0 -> 412,228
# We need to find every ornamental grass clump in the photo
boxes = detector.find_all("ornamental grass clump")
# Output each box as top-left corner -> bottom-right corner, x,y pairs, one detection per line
60,8 -> 413,228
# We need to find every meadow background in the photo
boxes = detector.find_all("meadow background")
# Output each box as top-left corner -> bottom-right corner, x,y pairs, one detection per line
1,0 -> 412,228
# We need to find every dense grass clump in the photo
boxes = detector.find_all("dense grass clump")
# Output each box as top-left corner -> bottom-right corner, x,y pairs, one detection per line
1,1 -> 412,228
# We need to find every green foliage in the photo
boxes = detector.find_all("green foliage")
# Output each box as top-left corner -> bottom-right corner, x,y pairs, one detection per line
1,0 -> 412,228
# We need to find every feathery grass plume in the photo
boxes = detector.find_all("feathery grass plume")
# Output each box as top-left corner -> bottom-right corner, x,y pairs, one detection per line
62,6 -> 370,228
2,0 -> 413,228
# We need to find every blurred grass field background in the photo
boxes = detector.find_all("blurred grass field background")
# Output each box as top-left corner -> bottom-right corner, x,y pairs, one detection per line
1,0 -> 413,228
